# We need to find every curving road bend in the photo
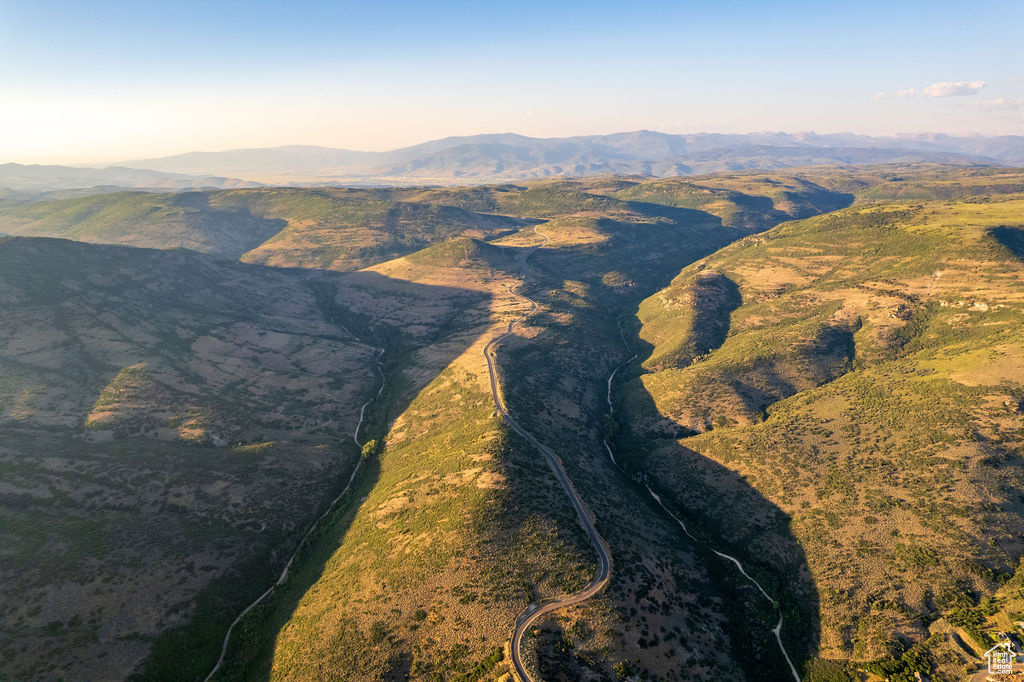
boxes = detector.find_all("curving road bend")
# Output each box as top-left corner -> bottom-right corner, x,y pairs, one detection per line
485,229 -> 613,682
603,322 -> 801,682
203,342 -> 385,682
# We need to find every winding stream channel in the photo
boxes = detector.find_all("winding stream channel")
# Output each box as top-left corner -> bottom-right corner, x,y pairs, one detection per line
203,340 -> 385,681
603,327 -> 801,682
491,228 -> 799,681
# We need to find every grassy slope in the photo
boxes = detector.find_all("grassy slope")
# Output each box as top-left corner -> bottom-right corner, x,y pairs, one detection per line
618,186 -> 1024,680
0,187 -> 528,267
237,188 -> 528,270
0,191 -> 289,258
2,170 -> 866,680
211,177 -> 853,681
0,237 -> 390,680
0,174 -> 847,271
211,238 -> 597,682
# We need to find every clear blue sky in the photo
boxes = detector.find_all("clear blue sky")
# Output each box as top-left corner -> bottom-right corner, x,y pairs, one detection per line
1,0 -> 1022,162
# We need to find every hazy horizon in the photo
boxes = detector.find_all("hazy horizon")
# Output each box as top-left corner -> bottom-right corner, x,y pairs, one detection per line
7,128 -> 1023,169
2,0 -> 1022,165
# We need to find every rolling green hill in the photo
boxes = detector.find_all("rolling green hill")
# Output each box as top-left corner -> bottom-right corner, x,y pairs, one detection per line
0,191 -> 287,258
236,188 -> 529,270
0,187 -> 528,267
0,176 -> 850,271
609,174 -> 853,230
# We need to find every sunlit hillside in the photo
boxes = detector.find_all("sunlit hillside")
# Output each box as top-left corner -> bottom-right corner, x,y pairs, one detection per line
617,180 -> 1024,681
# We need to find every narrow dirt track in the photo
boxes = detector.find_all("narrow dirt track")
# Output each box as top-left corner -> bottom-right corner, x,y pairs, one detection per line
203,339 -> 385,682
603,322 -> 801,682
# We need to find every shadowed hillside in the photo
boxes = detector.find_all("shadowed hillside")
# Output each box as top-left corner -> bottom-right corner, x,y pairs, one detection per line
0,238 -> 485,681
0,191 -> 287,258
0,175 -> 852,272
617,185 -> 1024,681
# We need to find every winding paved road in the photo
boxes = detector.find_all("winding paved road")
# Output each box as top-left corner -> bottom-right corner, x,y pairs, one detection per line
203,340 -> 385,681
488,242 -> 800,679
206,231 -> 799,681
483,229 -> 613,682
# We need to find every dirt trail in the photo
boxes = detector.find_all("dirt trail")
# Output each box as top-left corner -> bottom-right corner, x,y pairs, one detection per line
203,338 -> 385,682
603,322 -> 801,682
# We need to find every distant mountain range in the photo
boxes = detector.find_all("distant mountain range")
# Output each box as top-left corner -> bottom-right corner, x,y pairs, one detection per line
0,163 -> 260,192
116,131 -> 1024,184
4,131 -> 1024,190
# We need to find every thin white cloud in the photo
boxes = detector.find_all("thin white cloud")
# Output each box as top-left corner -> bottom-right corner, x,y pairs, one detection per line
873,88 -> 918,99
921,81 -> 986,97
874,81 -> 987,100
970,98 -> 1024,111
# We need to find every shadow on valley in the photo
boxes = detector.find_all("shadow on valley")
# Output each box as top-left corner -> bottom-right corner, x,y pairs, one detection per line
168,191 -> 291,259
487,227 -> 821,680
614,326 -> 821,680
727,323 -> 856,429
134,268 -> 494,681
992,226 -> 1024,261
686,272 -> 742,359
642,270 -> 742,374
